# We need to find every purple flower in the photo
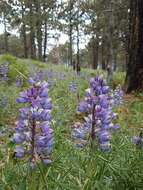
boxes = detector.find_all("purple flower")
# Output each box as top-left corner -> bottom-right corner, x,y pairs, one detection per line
13,133 -> 25,144
72,75 -> 121,152
47,70 -> 54,79
43,159 -> 52,165
16,77 -> 23,87
15,146 -> 25,158
112,85 -> 124,107
100,142 -> 111,152
13,78 -> 53,165
78,101 -> 89,113
132,136 -> 142,145
99,130 -> 111,143
0,62 -> 9,82
69,81 -> 77,93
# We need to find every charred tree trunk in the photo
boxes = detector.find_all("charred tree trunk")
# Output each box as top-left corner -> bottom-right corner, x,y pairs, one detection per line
125,0 -> 143,92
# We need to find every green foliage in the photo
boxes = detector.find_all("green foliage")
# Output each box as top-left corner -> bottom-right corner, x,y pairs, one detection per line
0,84 -> 20,125
0,54 -> 17,65
112,72 -> 126,88
0,54 -> 29,84
0,59 -> 142,189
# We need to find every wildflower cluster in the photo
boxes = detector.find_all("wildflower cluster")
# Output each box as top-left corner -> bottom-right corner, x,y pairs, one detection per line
13,78 -> 53,166
72,76 -> 121,151
69,81 -> 77,93
132,128 -> 143,148
16,76 -> 23,87
0,62 -> 9,81
111,85 -> 123,107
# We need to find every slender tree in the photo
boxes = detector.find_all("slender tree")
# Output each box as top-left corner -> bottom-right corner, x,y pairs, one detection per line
0,0 -> 11,53
21,1 -> 28,58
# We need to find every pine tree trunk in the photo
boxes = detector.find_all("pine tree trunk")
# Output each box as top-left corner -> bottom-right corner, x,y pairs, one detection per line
29,2 -> 36,59
69,0 -> 73,67
125,0 -> 143,92
92,37 -> 98,70
101,36 -> 106,70
113,50 -> 117,71
43,20 -> 48,62
3,13 -> 8,53
21,3 -> 28,58
76,1 -> 80,74
35,0 -> 42,61
76,24 -> 80,74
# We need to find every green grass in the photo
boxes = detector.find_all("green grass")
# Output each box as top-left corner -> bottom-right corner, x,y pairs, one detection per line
0,56 -> 143,189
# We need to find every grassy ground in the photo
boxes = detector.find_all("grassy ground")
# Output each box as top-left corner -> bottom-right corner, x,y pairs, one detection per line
0,56 -> 143,190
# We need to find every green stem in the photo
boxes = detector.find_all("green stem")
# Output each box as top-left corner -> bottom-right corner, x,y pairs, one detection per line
37,163 -> 48,190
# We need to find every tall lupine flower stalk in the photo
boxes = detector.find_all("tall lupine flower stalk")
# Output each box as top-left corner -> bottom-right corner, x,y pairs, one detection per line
72,76 -> 121,151
13,78 -> 53,166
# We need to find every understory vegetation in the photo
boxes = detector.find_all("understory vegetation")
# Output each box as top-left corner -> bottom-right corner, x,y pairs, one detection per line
0,55 -> 143,190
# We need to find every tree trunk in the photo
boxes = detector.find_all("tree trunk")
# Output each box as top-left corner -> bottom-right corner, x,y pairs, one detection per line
3,13 -> 8,53
125,0 -> 143,92
69,0 -> 73,67
101,38 -> 106,70
76,1 -> 80,74
35,0 -> 43,61
29,2 -> 36,59
21,2 -> 28,58
113,49 -> 117,71
92,37 -> 98,70
43,20 -> 48,62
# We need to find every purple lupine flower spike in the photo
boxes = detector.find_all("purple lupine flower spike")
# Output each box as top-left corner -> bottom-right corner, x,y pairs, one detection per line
72,75 -> 121,151
13,78 -> 53,166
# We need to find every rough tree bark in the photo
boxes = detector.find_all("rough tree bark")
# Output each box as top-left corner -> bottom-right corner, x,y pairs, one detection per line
125,0 -> 143,92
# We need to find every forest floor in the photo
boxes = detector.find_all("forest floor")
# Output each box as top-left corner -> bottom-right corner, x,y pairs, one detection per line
0,56 -> 143,189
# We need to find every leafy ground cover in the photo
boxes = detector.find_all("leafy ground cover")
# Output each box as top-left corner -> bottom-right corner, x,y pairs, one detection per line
0,55 -> 143,190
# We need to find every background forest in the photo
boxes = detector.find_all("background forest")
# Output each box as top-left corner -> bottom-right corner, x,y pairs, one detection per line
0,0 -> 129,70
0,1 -> 143,190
